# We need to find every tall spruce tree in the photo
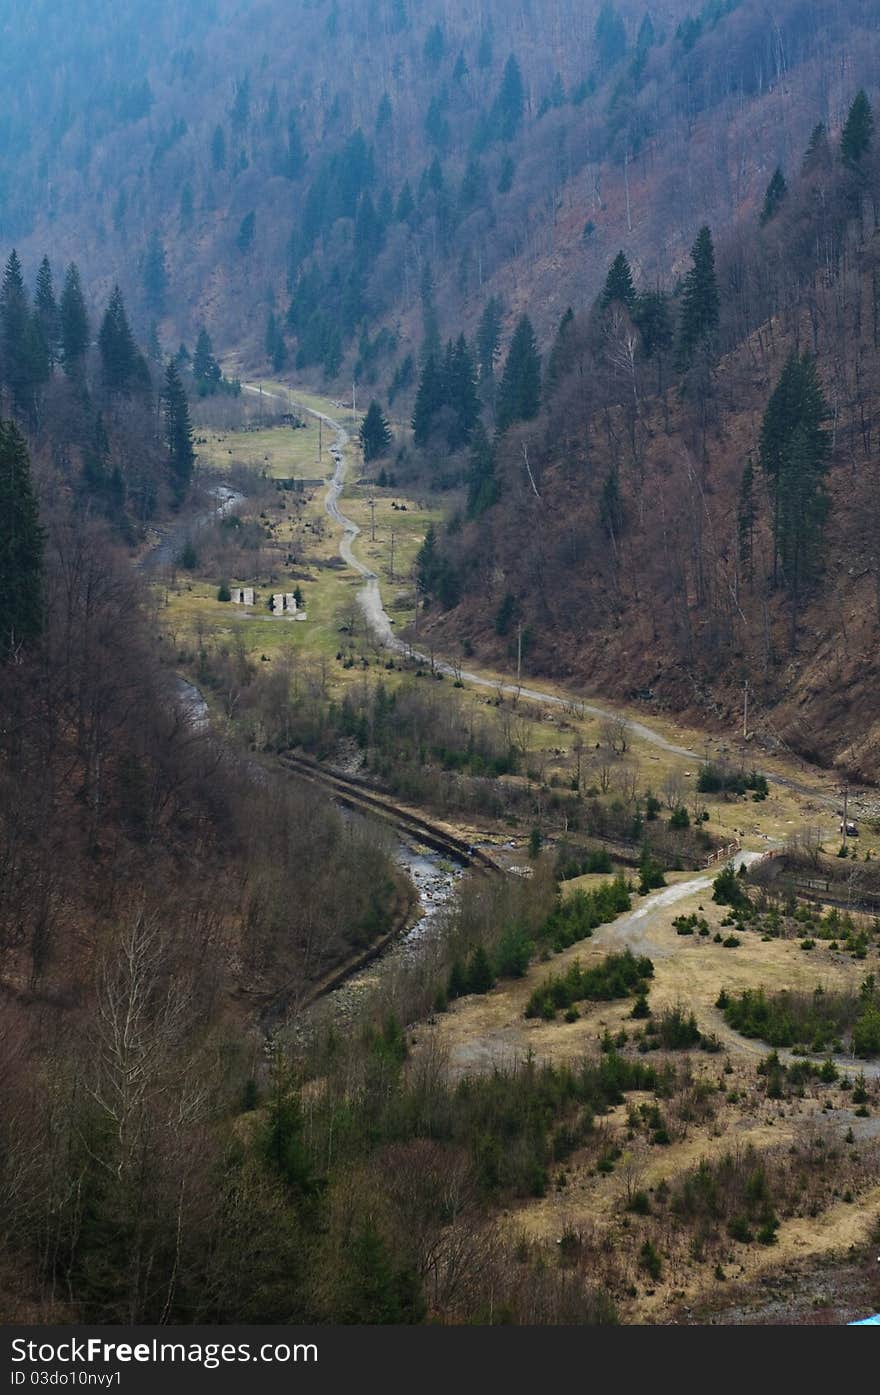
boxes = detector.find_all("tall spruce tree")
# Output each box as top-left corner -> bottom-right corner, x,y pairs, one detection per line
99,286 -> 142,393
759,351 -> 830,600
34,256 -> 60,367
841,90 -> 873,169
412,355 -> 442,446
466,422 -> 497,516
162,359 -> 195,505
544,307 -> 575,395
495,55 -> 524,140
142,233 -> 167,314
442,336 -> 480,448
193,328 -> 222,389
0,420 -> 44,660
601,252 -> 637,313
60,263 -> 90,377
759,168 -> 787,226
676,225 -> 719,370
360,401 -> 392,461
476,295 -> 504,382
496,315 -> 541,433
0,251 -> 34,418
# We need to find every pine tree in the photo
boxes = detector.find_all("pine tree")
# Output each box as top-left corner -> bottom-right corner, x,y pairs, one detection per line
802,122 -> 831,176
466,945 -> 495,994
360,401 -> 392,461
759,168 -> 788,226
676,225 -> 719,370
285,111 -> 306,178
442,336 -> 480,448
412,355 -> 442,446
466,422 -> 497,516
496,315 -> 541,433
0,251 -> 33,417
395,180 -> 415,223
634,290 -> 673,361
599,467 -> 625,544
193,329 -> 222,389
759,352 -> 830,599
476,295 -> 504,382
0,419 -> 44,660
544,307 -> 575,394
841,90 -> 873,169
60,263 -> 90,377
495,55 -> 524,140
98,286 -> 144,394
265,312 -> 287,373
34,256 -> 60,367
162,359 -> 195,505
595,2 -> 627,72
237,211 -> 256,254
142,233 -> 167,313
601,251 -> 637,312
211,124 -> 227,172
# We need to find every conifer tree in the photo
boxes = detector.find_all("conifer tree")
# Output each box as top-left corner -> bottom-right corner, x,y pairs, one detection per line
759,352 -> 830,599
193,329 -> 222,389
60,263 -> 90,377
676,225 -> 719,370
544,307 -> 575,395
0,420 -> 44,660
759,168 -> 788,226
99,286 -> 143,394
601,252 -> 637,313
466,422 -> 497,516
0,251 -> 33,417
496,315 -> 541,433
162,359 -> 195,505
265,312 -> 287,373
412,355 -> 442,447
595,2 -> 627,72
142,233 -> 167,313
34,256 -> 60,367
476,296 -> 504,382
841,89 -> 873,169
801,122 -> 831,175
442,336 -> 480,449
360,401 -> 392,462
495,55 -> 524,140
395,180 -> 415,223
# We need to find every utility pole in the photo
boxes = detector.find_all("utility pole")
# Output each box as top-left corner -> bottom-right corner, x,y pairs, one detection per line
258,383 -> 263,424
842,783 -> 850,849
369,496 -> 376,542
318,416 -> 323,464
516,622 -> 523,684
390,532 -> 395,581
352,380 -> 357,423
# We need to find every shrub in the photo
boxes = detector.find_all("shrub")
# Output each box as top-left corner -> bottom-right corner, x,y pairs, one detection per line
217,580 -> 232,601
639,1240 -> 663,1280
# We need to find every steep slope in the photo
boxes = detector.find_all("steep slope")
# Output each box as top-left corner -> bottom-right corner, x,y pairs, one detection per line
4,0 -> 879,388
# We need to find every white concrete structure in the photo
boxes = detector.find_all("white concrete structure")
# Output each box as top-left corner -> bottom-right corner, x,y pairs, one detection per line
272,593 -> 284,613
242,587 -> 254,605
285,593 -> 297,612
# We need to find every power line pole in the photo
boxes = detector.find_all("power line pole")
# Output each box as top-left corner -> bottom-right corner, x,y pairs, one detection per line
842,783 -> 849,850
390,531 -> 395,581
318,416 -> 322,464
369,496 -> 376,542
516,622 -> 523,684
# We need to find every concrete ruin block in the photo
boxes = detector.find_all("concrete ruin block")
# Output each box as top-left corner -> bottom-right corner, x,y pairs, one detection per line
285,593 -> 297,612
242,587 -> 254,605
272,593 -> 284,613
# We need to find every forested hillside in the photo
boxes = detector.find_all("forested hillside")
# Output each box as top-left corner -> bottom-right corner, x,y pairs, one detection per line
5,0 -> 878,387
419,90 -> 880,778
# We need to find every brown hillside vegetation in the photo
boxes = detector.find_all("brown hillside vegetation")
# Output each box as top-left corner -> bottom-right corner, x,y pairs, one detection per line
423,121 -> 880,779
